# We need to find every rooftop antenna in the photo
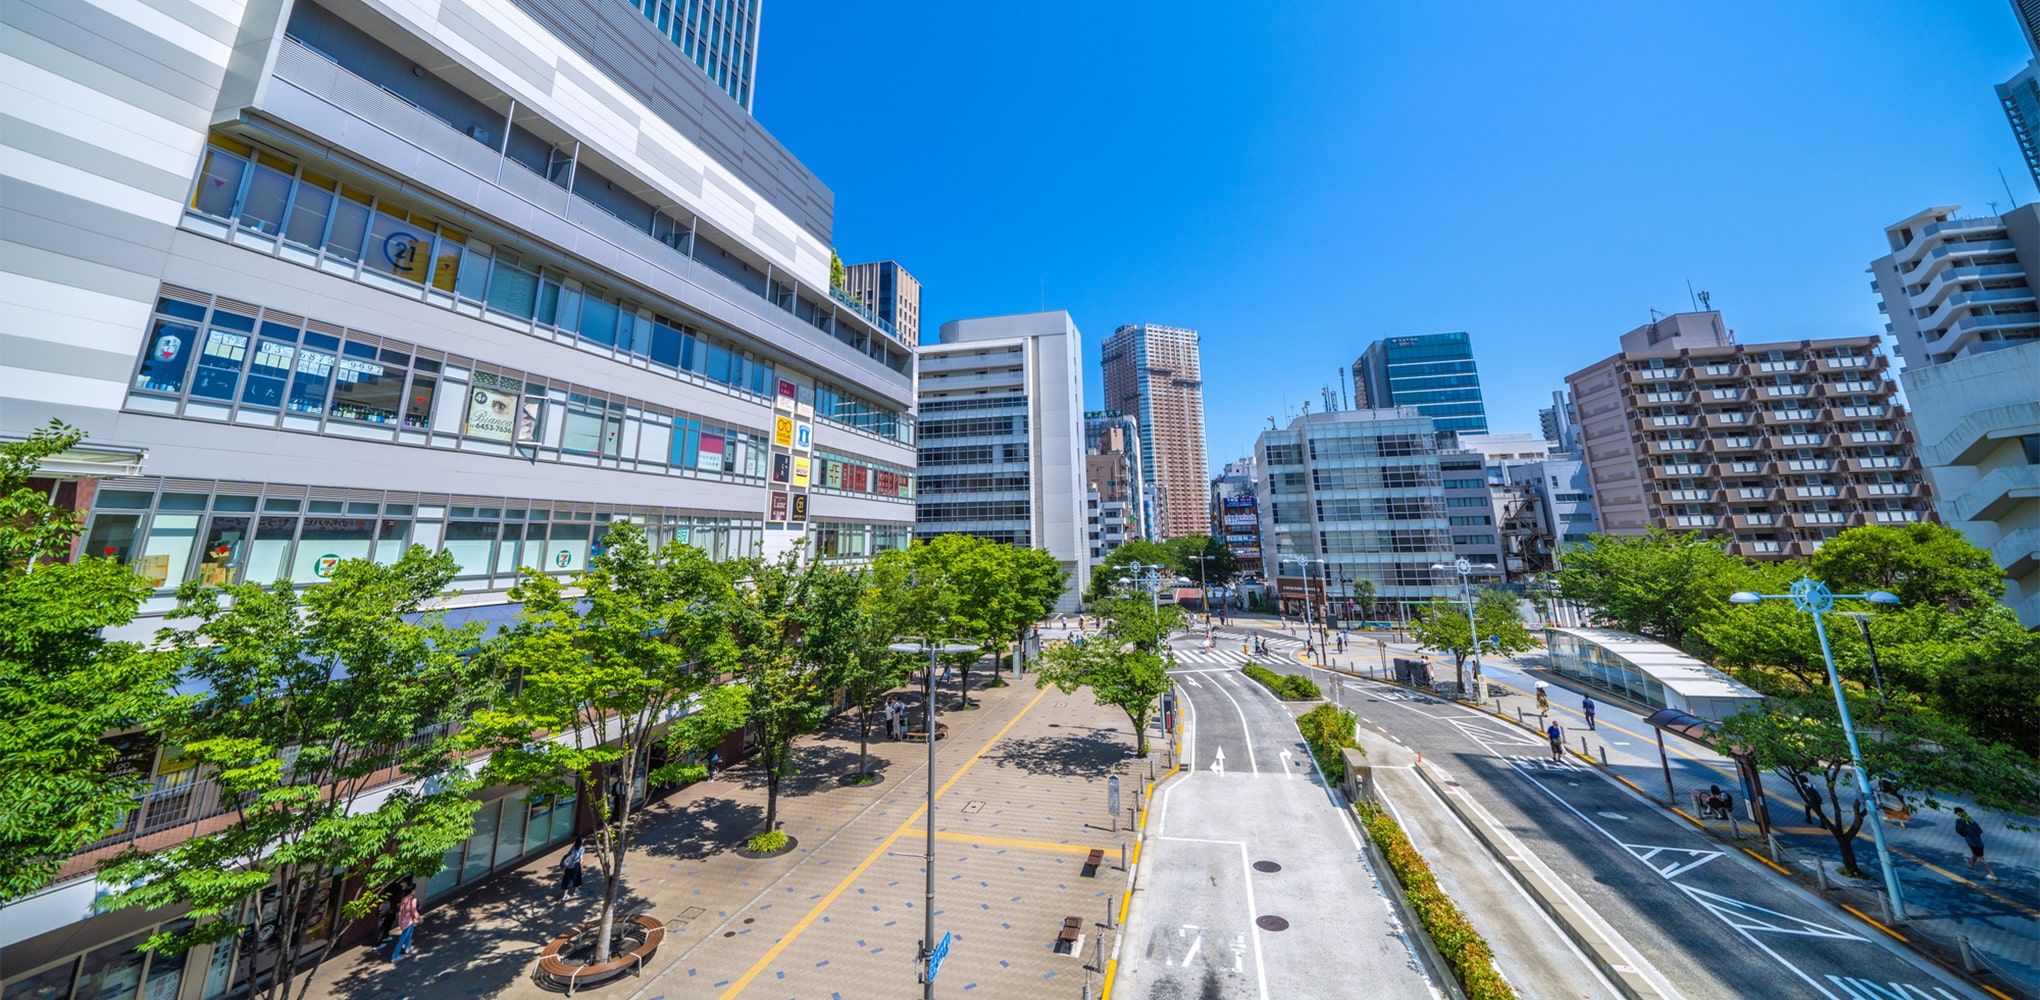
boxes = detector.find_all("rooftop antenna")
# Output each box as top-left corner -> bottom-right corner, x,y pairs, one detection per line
1696,290 -> 1712,312
1338,366 -> 1350,410
1686,279 -> 1699,312
2001,167 -> 2021,210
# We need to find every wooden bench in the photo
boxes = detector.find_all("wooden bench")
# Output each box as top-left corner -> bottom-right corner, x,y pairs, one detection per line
1057,916 -> 1082,953
534,915 -> 665,996
1083,849 -> 1104,875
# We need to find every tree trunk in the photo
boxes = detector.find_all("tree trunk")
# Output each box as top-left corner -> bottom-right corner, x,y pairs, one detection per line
764,767 -> 780,834
1830,801 -> 1869,876
1129,709 -> 1148,757
857,706 -> 871,776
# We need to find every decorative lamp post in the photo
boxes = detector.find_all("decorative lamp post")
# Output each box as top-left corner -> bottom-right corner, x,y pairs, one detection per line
1728,579 -> 1905,921
1119,561 -> 1169,615
888,636 -> 982,997
1430,559 -> 1496,701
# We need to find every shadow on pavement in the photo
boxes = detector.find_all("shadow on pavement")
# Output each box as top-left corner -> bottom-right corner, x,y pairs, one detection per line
989,731 -> 1134,778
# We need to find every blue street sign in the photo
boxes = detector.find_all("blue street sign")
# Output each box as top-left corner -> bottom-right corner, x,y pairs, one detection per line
1107,775 -> 1121,816
928,930 -> 952,982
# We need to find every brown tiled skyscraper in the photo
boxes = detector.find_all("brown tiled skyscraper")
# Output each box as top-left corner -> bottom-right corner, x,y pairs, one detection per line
1102,323 -> 1208,539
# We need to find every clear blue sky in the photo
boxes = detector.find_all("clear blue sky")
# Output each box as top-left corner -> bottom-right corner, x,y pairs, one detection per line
758,2 -> 2031,466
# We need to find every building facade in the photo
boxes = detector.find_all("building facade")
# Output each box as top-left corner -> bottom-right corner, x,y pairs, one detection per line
1869,206 -> 2040,368
1539,390 -> 1582,453
1902,342 -> 2040,628
0,0 -> 912,991
840,260 -> 922,346
1084,410 -> 1154,541
1440,450 -> 1503,572
1209,457 -> 1263,580
1101,323 -> 1207,539
1254,409 -> 1456,620
1567,311 -> 1929,559
917,312 -> 1089,607
1352,333 -> 1490,435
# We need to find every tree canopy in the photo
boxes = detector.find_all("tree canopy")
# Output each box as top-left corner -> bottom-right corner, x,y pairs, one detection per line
879,535 -> 1066,704
1033,592 -> 1184,756
1408,587 -> 1537,694
1807,523 -> 2005,610
1555,529 -> 1750,652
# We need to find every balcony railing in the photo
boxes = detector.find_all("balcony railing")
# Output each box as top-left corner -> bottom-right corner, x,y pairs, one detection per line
1861,483 -> 1913,496
1756,360 -> 1806,372
1770,408 -> 1821,422
1674,515 -> 1719,528
1853,456 -> 1905,470
1761,384 -> 1811,397
1793,486 -> 1841,498
1872,509 -> 1923,523
1701,364 -> 1738,377
1643,391 -> 1691,404
1774,433 -> 1827,447
1835,405 -> 1888,419
1649,415 -> 1695,427
1849,430 -> 1897,443
1798,511 -> 1848,525
1733,487 -> 1773,500
1724,461 -> 1767,475
1783,459 -> 1832,472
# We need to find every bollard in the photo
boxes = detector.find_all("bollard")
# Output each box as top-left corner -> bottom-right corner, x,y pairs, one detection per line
1959,935 -> 1981,973
1094,928 -> 1106,972
1149,759 -> 1156,781
1110,808 -> 1117,834
1106,895 -> 1115,929
1084,981 -> 1093,1000
1598,746 -> 1608,766
1815,860 -> 1830,891
1878,889 -> 1894,925
1767,834 -> 1783,864
1580,736 -> 1589,757
1121,843 -> 1128,871
1129,807 -> 1137,831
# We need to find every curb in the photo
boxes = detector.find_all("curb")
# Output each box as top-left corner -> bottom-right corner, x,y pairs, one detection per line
1099,721 -> 1184,1000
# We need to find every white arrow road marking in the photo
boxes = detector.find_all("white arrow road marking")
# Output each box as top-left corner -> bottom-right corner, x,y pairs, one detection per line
1210,746 -> 1225,776
1675,884 -> 1865,941
1620,843 -> 1723,880
1277,749 -> 1294,779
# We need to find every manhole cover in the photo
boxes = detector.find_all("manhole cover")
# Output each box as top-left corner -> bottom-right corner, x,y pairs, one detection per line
1252,861 -> 1282,873
1255,915 -> 1289,932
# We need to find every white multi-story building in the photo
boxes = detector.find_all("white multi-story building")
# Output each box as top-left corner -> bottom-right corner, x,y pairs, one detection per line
1869,206 -> 2040,368
916,311 -> 1089,608
0,0 -> 912,989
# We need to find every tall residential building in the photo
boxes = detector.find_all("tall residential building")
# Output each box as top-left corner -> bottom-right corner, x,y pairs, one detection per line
1102,323 -> 1208,539
917,312 -> 1089,608
1210,457 -> 1263,580
1904,342 -> 2040,628
1084,410 -> 1153,540
1085,450 -> 1136,560
0,0 -> 912,988
1539,390 -> 1582,454
1352,333 -> 1490,435
1567,312 -> 1930,560
626,0 -> 761,109
840,260 -> 923,346
1254,409 -> 1456,619
1868,206 -> 2040,368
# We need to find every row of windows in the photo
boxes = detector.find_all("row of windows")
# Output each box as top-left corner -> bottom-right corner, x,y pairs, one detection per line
922,528 -> 1030,546
1442,479 -> 1487,490
918,473 -> 1032,495
1313,497 -> 1448,521
917,444 -> 1029,467
809,450 -> 915,499
183,135 -> 912,444
809,522 -> 914,560
128,291 -> 789,485
1449,515 -> 1494,526
1446,496 -> 1489,508
1314,529 -> 1455,555
1310,468 -> 1441,491
1306,435 -> 1429,460
916,501 -> 1032,523
1452,534 -> 1498,546
921,395 -> 1027,414
77,482 -> 770,592
918,415 -> 1023,439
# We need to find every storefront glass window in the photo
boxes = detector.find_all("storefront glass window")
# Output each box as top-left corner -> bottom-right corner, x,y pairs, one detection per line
141,513 -> 202,588
73,931 -> 151,1000
461,799 -> 501,884
325,188 -> 371,262
366,209 -> 428,284
423,841 -> 464,900
245,515 -> 298,585
139,925 -> 192,1000
443,521 -> 497,577
548,524 -> 590,573
493,791 -> 530,868
242,323 -> 299,410
190,145 -> 247,218
428,230 -> 464,293
84,513 -> 142,563
578,293 -> 619,347
283,172 -> 335,249
135,317 -> 200,395
289,334 -> 337,415
189,311 -> 255,402
486,258 -> 538,318
373,518 -> 412,565
404,372 -> 435,430
331,343 -> 404,424
494,526 -> 522,575
2,960 -> 76,1000
240,160 -> 294,234
290,517 -> 375,581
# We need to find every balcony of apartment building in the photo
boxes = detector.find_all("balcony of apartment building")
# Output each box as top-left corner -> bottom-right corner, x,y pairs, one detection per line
1654,487 -> 1720,507
1849,479 -> 1929,502
1648,461 -> 1713,481
1668,511 -> 1726,532
1757,380 -> 1815,400
1624,366 -> 1692,387
1727,485 -> 1785,505
1762,404 -> 1827,424
1707,434 -> 1764,458
1818,377 -> 1894,399
1853,509 -> 1928,527
1906,262 -> 2026,306
239,22 -> 910,387
1697,410 -> 1752,429
1898,239 -> 2018,281
1750,356 -> 1814,377
1636,387 -> 1700,407
1924,310 -> 2040,361
1729,512 -> 1781,531
1843,427 -> 1914,447
1730,537 -> 1788,557
1788,483 -> 1845,503
1767,431 -> 1840,452
1815,352 -> 1888,374
1693,360 -> 1742,380
1645,437 -> 1706,457
1719,459 -> 1774,478
1635,413 -> 1699,434
1912,286 -> 2037,332
1844,453 -> 1917,474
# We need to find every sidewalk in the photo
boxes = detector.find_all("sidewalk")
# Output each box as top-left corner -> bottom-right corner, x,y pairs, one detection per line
300,671 -> 1154,1000
1340,643 -> 2040,999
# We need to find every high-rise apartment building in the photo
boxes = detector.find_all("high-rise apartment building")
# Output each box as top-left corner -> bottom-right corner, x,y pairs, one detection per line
841,260 -> 923,345
1567,312 -> 1931,559
917,312 -> 1089,607
1353,333 -> 1490,435
1254,409 -> 1456,619
1868,206 -> 2040,368
1210,457 -> 1263,579
1902,342 -> 2040,628
1102,323 -> 1208,539
623,0 -> 761,109
1085,450 -> 1137,560
0,0 -> 912,988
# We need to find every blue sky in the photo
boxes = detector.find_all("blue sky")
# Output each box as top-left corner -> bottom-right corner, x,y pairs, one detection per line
759,2 -> 2030,465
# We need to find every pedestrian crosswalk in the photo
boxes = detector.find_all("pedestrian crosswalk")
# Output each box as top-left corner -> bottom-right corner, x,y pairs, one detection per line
1168,647 -> 1287,666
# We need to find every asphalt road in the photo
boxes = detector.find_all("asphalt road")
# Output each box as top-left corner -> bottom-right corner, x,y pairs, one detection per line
1113,652 -> 1435,1000
1325,673 -> 1986,1000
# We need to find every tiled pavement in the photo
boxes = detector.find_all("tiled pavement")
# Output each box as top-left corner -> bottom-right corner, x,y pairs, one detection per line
301,669 -> 1154,1000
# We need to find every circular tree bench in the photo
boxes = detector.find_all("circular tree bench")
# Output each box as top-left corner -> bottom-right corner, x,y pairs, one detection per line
534,914 -> 664,995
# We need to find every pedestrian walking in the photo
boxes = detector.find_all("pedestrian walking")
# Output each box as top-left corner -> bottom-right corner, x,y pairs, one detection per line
941,661 -> 953,684
1336,634 -> 1346,653
1798,778 -> 1824,826
390,886 -> 420,962
1534,682 -> 1550,719
1953,808 -> 2000,880
558,835 -> 586,902
884,699 -> 899,740
1546,722 -> 1564,762
374,879 -> 410,949
708,751 -> 721,778
1581,695 -> 1596,731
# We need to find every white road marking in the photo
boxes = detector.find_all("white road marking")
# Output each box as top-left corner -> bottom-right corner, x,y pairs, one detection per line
1826,976 -> 1964,999
1202,671 -> 1261,774
1180,925 -> 1203,968
1237,841 -> 1270,1000
1597,811 -> 1630,822
1278,749 -> 1294,779
1211,746 -> 1226,777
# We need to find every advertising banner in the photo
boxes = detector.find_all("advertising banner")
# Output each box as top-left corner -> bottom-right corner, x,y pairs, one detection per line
774,416 -> 794,448
464,372 -> 524,441
795,422 -> 812,451
792,456 -> 811,487
772,453 -> 791,483
697,433 -> 725,471
777,378 -> 797,409
847,464 -> 869,492
516,399 -> 543,446
790,493 -> 808,522
825,458 -> 843,489
769,491 -> 789,521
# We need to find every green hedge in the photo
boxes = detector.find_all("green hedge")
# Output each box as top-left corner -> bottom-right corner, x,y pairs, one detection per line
1241,663 -> 1321,700
1358,803 -> 1515,1000
1295,702 -> 1359,780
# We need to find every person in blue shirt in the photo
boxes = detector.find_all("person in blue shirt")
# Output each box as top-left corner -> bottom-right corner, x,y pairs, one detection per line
1546,722 -> 1565,762
1581,695 -> 1596,731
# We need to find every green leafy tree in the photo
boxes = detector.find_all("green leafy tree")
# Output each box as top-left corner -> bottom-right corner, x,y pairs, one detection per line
1350,578 -> 1378,620
1033,590 -> 1184,757
805,564 -> 910,779
1555,529 -> 1753,651
1165,534 -> 1237,596
1409,587 -> 1537,695
1719,694 -> 2040,876
829,249 -> 846,289
460,522 -> 736,964
1809,523 -> 2005,610
98,546 -> 493,1000
1085,539 -> 1176,603
1689,561 -> 1834,689
0,421 -> 178,898
724,550 -> 841,841
885,535 -> 1066,707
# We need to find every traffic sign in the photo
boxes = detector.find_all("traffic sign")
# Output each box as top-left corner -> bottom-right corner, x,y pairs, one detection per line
1107,775 -> 1120,816
927,930 -> 952,982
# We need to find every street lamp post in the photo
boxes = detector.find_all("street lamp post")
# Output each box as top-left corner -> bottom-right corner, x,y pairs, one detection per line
888,636 -> 981,997
1838,612 -> 1889,701
1188,553 -> 1213,624
1118,561 -> 1168,616
1430,559 -> 1495,701
1729,579 -> 1905,921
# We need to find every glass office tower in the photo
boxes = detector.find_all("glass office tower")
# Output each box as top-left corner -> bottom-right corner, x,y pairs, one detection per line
1352,332 -> 1490,434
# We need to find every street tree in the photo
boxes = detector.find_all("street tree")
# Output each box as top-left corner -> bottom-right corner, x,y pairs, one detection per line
98,546 -> 493,1000
0,421 -> 178,898
1409,586 -> 1537,695
1033,592 -> 1184,756
1165,534 -> 1237,592
886,535 -> 1066,707
723,550 -> 841,848
1555,529 -> 1751,651
800,560 -> 908,780
1809,523 -> 2005,610
1085,539 -> 1175,603
1350,578 -> 1378,620
1719,694 -> 2040,877
460,522 -> 736,964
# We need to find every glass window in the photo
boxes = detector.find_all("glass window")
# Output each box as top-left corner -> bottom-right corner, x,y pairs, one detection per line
443,521 -> 497,577
486,258 -> 539,318
290,517 -> 375,581
461,798 -> 501,883
140,929 -> 192,1000
289,334 -> 337,414
404,373 -> 436,430
423,840 -> 464,900
190,147 -> 247,218
283,171 -> 335,249
649,320 -> 682,368
135,318 -> 199,395
578,293 -> 619,347
638,421 -> 671,466
535,278 -> 561,326
373,518 -> 412,565
4,960 -> 77,1000
493,791 -> 530,868
554,284 -> 581,331
241,323 -> 298,410
189,319 -> 253,402
142,513 -> 202,588
325,188 -> 372,262
239,159 -> 294,234
547,524 -> 590,573
330,343 -> 403,424
562,396 -> 608,454
453,245 -> 491,301
366,209 -> 429,284
245,515 -> 297,584
494,525 -> 523,575
84,512 -> 142,563
428,229 -> 465,293
706,343 -> 731,384
72,931 -> 151,1000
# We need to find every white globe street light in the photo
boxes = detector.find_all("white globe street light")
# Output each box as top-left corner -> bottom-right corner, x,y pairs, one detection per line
1430,560 -> 1496,701
888,637 -> 980,997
